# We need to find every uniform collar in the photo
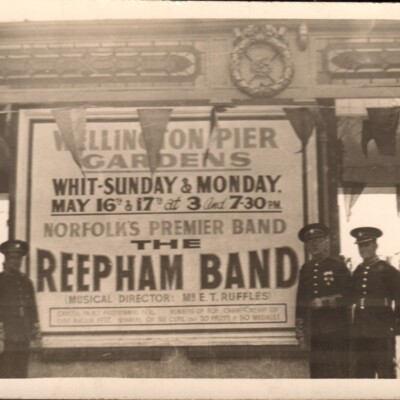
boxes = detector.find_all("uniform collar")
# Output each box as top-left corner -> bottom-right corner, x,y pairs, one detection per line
311,255 -> 329,265
361,257 -> 379,269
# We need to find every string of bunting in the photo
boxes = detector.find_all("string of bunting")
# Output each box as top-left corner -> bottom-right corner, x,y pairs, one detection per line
1,103 -> 397,115
3,104 -> 400,214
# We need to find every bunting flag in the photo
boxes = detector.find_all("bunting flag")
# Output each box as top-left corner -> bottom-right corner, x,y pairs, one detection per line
361,119 -> 373,158
0,136 -> 10,173
138,108 -> 172,174
0,105 -> 12,173
342,183 -> 366,221
309,106 -> 328,132
0,134 -> 10,193
396,185 -> 400,216
366,107 -> 400,156
203,105 -> 232,165
0,106 -> 12,193
283,107 -> 315,150
338,114 -> 400,184
336,137 -> 344,177
52,108 -> 87,174
283,106 -> 324,230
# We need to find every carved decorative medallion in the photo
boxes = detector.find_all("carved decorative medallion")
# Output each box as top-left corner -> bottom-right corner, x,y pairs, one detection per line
230,25 -> 294,97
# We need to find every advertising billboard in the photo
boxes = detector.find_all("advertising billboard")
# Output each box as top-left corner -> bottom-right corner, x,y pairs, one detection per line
15,107 -> 317,347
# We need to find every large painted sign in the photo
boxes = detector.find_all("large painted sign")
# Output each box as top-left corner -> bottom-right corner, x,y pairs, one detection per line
15,107 -> 317,347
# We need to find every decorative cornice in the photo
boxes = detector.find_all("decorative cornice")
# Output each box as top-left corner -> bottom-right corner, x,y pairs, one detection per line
0,43 -> 201,87
0,19 -> 398,40
320,39 -> 400,82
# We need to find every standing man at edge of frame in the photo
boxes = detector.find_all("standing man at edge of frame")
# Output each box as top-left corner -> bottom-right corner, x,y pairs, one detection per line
350,227 -> 400,378
0,240 -> 42,378
296,223 -> 352,378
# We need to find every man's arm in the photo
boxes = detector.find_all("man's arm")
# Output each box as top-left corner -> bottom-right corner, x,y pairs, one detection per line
383,264 -> 400,334
27,279 -> 42,348
318,261 -> 352,309
0,279 -> 4,353
295,265 -> 309,350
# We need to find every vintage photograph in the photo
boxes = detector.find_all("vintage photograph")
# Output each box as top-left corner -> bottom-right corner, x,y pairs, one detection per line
1,1 -> 400,398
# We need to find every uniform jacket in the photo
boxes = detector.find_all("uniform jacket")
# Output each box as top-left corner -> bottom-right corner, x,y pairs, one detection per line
352,259 -> 400,338
0,270 -> 39,343
296,256 -> 352,336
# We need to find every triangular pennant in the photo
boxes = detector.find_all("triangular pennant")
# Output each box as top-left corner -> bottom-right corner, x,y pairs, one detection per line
203,105 -> 232,165
336,138 -> 344,178
0,105 -> 12,173
0,136 -> 10,173
138,108 -> 172,174
203,106 -> 219,165
396,185 -> 400,216
52,108 -> 87,174
366,107 -> 400,156
309,106 -> 328,132
342,183 -> 365,221
283,107 -> 315,149
361,119 -> 373,158
337,115 -> 373,183
0,106 -> 13,192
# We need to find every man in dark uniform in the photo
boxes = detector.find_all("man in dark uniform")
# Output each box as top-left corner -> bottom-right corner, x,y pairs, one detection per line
296,223 -> 351,378
0,240 -> 41,378
350,227 -> 400,378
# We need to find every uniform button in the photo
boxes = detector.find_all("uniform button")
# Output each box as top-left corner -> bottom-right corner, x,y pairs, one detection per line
313,283 -> 318,286
313,276 -> 317,279
363,291 -> 367,295
313,269 -> 318,273
362,284 -> 366,287
363,278 -> 367,281
314,291 -> 318,294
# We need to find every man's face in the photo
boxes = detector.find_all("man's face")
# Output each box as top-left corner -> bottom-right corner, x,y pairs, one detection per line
3,252 -> 23,272
305,235 -> 329,257
357,240 -> 377,260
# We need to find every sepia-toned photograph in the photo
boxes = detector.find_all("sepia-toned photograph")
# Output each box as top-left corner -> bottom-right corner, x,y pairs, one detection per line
1,1 -> 400,398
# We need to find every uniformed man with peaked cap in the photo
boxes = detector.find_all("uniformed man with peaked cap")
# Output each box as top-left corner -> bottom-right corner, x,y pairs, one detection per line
350,227 -> 400,378
0,240 -> 41,378
296,223 -> 351,378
